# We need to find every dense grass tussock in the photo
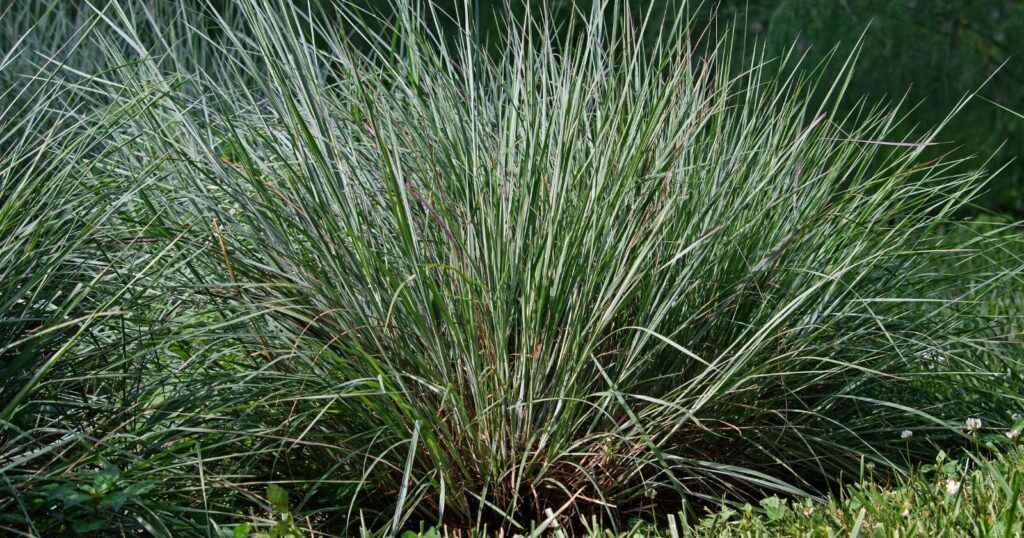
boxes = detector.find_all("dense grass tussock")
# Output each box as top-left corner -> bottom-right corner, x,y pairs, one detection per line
1,1 -> 1022,535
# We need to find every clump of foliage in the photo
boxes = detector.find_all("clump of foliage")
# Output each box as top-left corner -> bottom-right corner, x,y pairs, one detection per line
27,464 -> 155,535
0,0 -> 1022,536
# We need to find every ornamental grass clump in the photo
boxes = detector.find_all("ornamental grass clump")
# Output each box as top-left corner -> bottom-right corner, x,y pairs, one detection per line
102,0 -> 1014,530
2,0 -> 1022,534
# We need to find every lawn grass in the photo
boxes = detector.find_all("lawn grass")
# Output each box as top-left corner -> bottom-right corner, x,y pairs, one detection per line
671,444 -> 1024,537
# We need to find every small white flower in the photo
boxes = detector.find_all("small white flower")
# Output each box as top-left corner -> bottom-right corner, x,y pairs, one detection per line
1013,413 -> 1022,422
945,479 -> 961,495
966,417 -> 982,433
901,430 -> 913,439
866,462 -> 876,471
803,505 -> 815,517
901,508 -> 911,518
1007,430 -> 1019,441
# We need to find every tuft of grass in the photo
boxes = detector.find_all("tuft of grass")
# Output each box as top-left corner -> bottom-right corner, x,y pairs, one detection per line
0,0 -> 1021,535
0,5 -> 205,534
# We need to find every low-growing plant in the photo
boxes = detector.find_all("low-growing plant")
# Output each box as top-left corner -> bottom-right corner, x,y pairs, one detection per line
25,464 -> 155,534
231,485 -> 307,538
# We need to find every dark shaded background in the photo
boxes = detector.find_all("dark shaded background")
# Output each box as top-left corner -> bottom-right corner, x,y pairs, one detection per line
723,0 -> 1024,216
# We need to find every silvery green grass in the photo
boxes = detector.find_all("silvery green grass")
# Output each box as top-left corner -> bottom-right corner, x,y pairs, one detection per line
1,0 -> 1022,535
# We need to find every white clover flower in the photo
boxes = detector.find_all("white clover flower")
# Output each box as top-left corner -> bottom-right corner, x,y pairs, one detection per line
866,462 -> 876,471
945,479 -> 961,495
1007,430 -> 1019,441
901,430 -> 913,439
966,417 -> 982,433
